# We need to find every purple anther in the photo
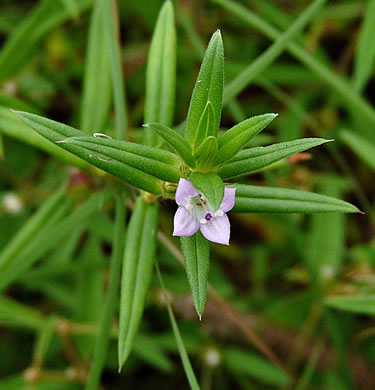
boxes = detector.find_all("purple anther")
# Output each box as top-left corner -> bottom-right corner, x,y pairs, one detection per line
205,213 -> 213,221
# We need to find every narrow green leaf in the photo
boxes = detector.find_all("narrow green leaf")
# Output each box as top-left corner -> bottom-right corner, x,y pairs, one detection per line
219,138 -> 331,179
0,194 -> 101,292
223,348 -> 290,386
340,129 -> 375,171
144,122 -> 195,168
144,0 -> 176,146
193,101 -> 216,152
76,236 -> 104,357
0,0 -> 92,82
155,263 -> 201,390
304,177 -> 348,284
119,198 -> 159,367
33,316 -> 57,366
133,334 -> 173,373
60,137 -> 182,183
102,0 -> 127,139
223,0 -> 326,103
194,136 -> 218,171
353,0 -> 375,93
0,108 -> 88,169
189,172 -> 224,211
86,187 -> 126,390
180,231 -> 210,318
80,0 -> 112,133
185,30 -> 224,145
0,186 -> 66,271
0,295 -> 45,330
232,184 -> 360,214
13,111 -> 168,194
214,0 -> 375,130
324,295 -> 375,316
215,113 -> 278,165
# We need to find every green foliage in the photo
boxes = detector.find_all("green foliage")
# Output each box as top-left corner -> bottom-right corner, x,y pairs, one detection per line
232,184 -> 359,214
180,231 -> 210,318
185,30 -> 224,149
144,0 -> 176,146
118,198 -> 159,366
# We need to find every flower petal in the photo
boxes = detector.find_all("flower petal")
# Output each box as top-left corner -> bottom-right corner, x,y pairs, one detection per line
175,178 -> 200,206
200,214 -> 231,245
173,206 -> 200,237
220,187 -> 236,212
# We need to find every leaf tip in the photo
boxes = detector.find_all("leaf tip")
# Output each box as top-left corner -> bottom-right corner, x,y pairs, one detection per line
142,124 -> 149,128
118,365 -> 123,374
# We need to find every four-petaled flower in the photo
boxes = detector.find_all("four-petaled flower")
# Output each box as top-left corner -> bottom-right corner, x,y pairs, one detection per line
173,178 -> 236,245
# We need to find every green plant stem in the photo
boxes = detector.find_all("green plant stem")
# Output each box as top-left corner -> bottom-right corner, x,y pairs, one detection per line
155,261 -> 200,390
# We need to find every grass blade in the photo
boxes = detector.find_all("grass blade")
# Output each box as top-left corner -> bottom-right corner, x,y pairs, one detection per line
155,262 -> 200,390
80,0 -> 112,133
340,129 -> 375,171
85,187 -> 127,390
324,295 -> 375,316
0,186 -> 66,271
223,0 -> 326,103
119,198 -> 159,367
102,0 -> 127,139
213,0 -> 375,131
144,0 -> 176,146
304,176 -> 348,284
0,0 -> 92,82
353,0 -> 375,93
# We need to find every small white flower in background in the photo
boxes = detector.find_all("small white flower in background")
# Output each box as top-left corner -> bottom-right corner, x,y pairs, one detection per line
2,193 -> 23,214
173,178 -> 236,245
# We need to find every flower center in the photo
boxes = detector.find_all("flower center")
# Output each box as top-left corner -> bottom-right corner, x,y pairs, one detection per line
205,213 -> 213,221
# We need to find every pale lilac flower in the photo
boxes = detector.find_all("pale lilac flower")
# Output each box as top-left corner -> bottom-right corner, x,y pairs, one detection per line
173,178 -> 236,245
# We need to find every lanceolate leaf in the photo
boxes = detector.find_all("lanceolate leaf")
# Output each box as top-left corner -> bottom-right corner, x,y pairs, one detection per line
215,113 -> 278,165
0,108 -> 88,169
144,0 -> 176,146
340,129 -> 375,171
232,184 -> 360,214
58,137 -> 181,183
145,122 -> 195,168
180,231 -> 210,318
119,198 -> 159,367
189,172 -> 224,211
14,111 -> 177,194
185,30 -> 224,146
324,295 -> 375,316
219,138 -> 330,179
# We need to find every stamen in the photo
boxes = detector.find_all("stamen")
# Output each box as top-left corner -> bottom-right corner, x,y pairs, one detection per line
205,213 -> 213,221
